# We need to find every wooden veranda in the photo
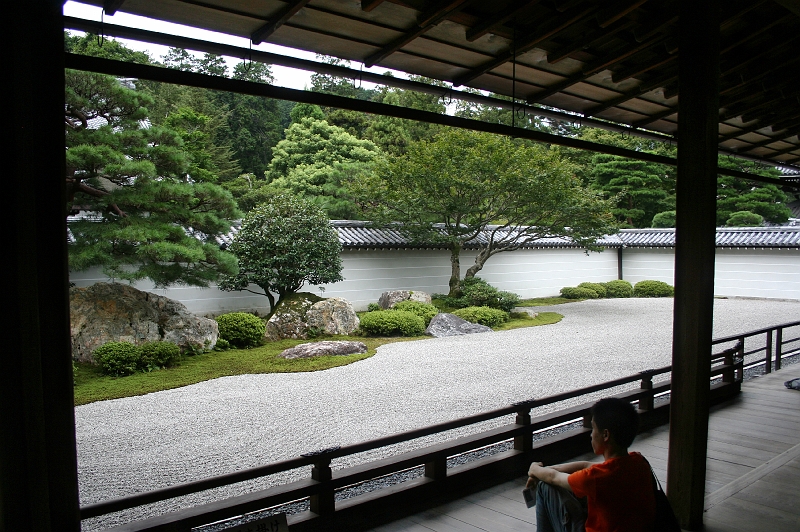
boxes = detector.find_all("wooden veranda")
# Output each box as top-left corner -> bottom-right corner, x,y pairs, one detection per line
6,2 -> 800,532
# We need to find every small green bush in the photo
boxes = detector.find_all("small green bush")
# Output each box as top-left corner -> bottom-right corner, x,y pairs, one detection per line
138,341 -> 180,370
359,310 -> 425,336
452,306 -> 509,327
214,338 -> 230,351
633,280 -> 674,298
215,312 -> 265,348
651,210 -> 676,228
93,342 -> 141,377
391,301 -> 439,325
560,286 -> 599,299
603,280 -> 633,298
578,282 -> 607,298
446,277 -> 520,312
367,303 -> 381,312
726,211 -> 763,227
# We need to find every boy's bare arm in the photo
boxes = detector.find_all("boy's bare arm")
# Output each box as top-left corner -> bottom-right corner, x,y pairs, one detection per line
550,461 -> 594,473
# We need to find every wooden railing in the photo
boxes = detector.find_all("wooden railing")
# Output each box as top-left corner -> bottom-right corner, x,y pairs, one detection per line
711,320 -> 800,375
85,321 -> 799,532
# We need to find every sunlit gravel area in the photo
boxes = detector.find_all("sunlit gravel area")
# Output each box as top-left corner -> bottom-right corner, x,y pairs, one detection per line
76,297 -> 800,530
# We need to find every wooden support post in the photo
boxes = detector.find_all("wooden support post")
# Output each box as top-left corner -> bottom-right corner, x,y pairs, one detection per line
722,351 -> 735,384
2,2 -> 81,531
639,373 -> 654,411
514,409 -> 533,452
310,458 -> 335,516
667,2 -> 719,529
424,456 -> 448,481
765,330 -> 773,373
583,412 -> 593,429
776,328 -> 783,371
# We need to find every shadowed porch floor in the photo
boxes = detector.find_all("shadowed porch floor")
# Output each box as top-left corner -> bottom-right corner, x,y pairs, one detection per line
368,367 -> 800,532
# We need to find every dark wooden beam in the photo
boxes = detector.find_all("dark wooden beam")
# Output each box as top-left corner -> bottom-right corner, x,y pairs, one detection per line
631,107 -> 676,128
738,125 -> 800,154
741,97 -> 800,124
719,13 -> 795,55
595,0 -> 650,28
633,14 -> 678,42
611,50 -> 676,84
718,119 -> 778,142
364,0 -> 471,67
726,89 -> 800,122
5,1 -> 81,531
361,0 -> 384,11
453,4 -> 596,86
103,0 -> 125,15
251,0 -> 312,44
528,33 -> 667,104
465,0 -> 542,42
546,19 -> 635,64
584,72 -> 677,117
668,1 -> 719,529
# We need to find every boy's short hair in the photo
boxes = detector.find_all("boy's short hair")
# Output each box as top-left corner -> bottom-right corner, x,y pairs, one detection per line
591,398 -> 639,449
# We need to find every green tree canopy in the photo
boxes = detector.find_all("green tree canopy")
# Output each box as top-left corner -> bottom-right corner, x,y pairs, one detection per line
218,194 -> 343,312
65,69 -> 240,287
352,129 -> 616,294
716,158 -> 791,226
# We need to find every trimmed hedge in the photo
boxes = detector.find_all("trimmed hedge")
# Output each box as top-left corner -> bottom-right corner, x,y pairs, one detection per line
93,342 -> 141,377
560,286 -> 599,299
633,280 -> 674,297
445,277 -> 520,312
452,306 -> 509,327
139,341 -> 181,370
391,301 -> 439,326
360,310 -> 425,336
578,282 -> 607,298
215,312 -> 265,348
603,280 -> 633,298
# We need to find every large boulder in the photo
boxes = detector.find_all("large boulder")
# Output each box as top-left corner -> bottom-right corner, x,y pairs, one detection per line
279,340 -> 367,360
70,283 -> 218,363
265,293 -> 323,341
425,313 -> 492,338
378,290 -> 432,309
266,294 -> 360,340
306,297 -> 359,335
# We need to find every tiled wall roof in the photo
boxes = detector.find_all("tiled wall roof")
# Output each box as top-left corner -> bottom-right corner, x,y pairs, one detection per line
618,227 -> 800,248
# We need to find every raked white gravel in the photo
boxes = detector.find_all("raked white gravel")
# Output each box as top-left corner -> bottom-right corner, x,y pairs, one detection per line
76,297 -> 800,529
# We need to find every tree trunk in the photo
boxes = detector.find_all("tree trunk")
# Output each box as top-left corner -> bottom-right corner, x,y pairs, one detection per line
448,243 -> 462,296
464,247 -> 493,280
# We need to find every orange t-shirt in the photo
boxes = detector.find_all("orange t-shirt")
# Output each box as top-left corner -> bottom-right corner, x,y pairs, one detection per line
567,452 -> 655,532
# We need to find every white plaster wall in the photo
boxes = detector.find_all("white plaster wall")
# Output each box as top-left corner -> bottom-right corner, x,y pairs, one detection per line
621,248 -> 800,300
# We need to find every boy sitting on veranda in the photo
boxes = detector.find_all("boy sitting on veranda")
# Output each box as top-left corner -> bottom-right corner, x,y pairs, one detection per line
527,398 -> 656,532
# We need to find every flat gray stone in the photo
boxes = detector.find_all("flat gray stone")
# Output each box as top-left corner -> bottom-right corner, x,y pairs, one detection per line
279,340 -> 368,360
378,290 -> 432,309
425,313 -> 492,337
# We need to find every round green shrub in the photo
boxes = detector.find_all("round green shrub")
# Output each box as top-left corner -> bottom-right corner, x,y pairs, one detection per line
603,280 -> 633,298
447,277 -> 520,312
367,303 -> 381,312
651,210 -> 676,228
214,338 -> 230,351
725,211 -> 763,227
215,312 -> 266,348
93,341 -> 141,377
452,306 -> 509,327
578,282 -> 607,298
560,286 -> 599,299
359,310 -> 425,337
633,280 -> 674,298
138,341 -> 180,370
391,301 -> 439,325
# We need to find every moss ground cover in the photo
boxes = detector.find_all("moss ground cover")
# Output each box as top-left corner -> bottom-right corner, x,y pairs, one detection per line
74,312 -> 564,405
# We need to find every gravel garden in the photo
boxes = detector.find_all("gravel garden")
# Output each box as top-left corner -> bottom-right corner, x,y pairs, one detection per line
75,292 -> 800,531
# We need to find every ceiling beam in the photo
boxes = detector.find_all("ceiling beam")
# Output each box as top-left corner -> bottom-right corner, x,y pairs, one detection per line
739,125 -> 800,154
596,0 -> 650,28
465,0 -> 542,41
631,107 -> 676,128
723,88 -> 800,121
611,50 -> 676,84
546,19 -> 636,64
454,4 -> 596,86
528,33 -> 667,104
761,142 -> 800,158
583,72 -> 677,117
251,0 -> 311,44
361,0 -> 384,12
64,53 -> 799,183
103,0 -> 125,15
364,0 -> 471,67
633,14 -> 678,42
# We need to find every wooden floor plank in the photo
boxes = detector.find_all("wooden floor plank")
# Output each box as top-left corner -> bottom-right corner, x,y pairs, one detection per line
704,496 -> 800,532
407,509 -> 488,532
424,499 -> 535,532
733,479 -> 800,517
460,490 -> 536,524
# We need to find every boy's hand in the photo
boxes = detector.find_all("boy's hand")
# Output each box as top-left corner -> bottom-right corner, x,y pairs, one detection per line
526,462 -> 543,488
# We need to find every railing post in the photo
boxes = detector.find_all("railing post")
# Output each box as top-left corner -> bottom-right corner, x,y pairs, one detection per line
424,456 -> 447,481
776,327 -> 783,371
305,447 -> 338,517
765,330 -> 773,373
583,411 -> 592,429
514,408 -> 532,452
639,372 -> 654,412
736,337 -> 745,382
